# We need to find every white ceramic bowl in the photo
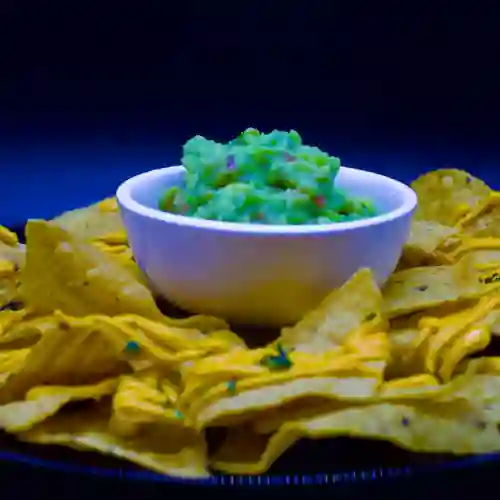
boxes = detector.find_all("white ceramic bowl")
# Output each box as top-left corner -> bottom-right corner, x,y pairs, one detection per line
117,166 -> 417,327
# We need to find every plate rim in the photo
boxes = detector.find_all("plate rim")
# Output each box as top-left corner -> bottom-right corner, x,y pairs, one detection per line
1,447 -> 500,487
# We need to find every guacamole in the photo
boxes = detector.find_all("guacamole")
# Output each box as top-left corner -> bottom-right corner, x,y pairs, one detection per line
159,128 -> 376,225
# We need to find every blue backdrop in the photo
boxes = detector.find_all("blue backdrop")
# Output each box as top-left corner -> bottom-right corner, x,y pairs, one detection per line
1,7 -> 499,223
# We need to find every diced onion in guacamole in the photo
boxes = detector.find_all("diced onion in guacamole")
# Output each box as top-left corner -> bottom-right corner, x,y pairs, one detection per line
159,128 -> 376,225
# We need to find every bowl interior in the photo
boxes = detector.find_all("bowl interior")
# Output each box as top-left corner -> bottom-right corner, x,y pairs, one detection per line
127,166 -> 411,216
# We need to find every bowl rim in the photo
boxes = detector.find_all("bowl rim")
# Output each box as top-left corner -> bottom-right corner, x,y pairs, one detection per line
116,165 -> 417,235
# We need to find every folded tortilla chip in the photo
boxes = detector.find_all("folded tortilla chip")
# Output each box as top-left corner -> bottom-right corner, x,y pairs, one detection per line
21,220 -> 228,331
411,169 -> 491,226
0,313 -> 55,348
21,220 -> 168,320
180,348 -> 383,416
280,268 -> 386,352
212,401 -> 500,474
438,326 -> 491,382
401,220 -> 458,267
18,404 -> 210,478
419,296 -> 500,375
382,255 -> 500,318
51,198 -> 125,242
0,313 -> 129,403
188,368 -> 384,430
459,198 -> 500,238
0,377 -> 118,432
110,369 -> 186,438
92,315 -> 230,370
0,239 -> 26,269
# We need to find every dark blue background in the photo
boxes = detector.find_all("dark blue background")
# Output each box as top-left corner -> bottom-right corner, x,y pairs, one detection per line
1,4 -> 499,224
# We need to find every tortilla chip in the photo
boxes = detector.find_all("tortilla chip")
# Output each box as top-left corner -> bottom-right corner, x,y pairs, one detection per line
343,330 -> 391,362
21,220 -> 228,331
18,403 -> 209,478
280,268 -> 386,352
92,315 -> 230,370
189,370 -> 383,430
386,327 -> 422,377
110,370 -> 185,438
419,296 -> 500,375
0,239 -> 25,269
212,401 -> 500,474
382,255 -> 500,318
21,220 -> 167,320
0,247 -> 23,311
0,377 -> 118,432
0,313 -> 54,348
179,347 -> 384,416
92,230 -> 129,246
116,315 -> 229,351
459,197 -> 500,238
51,198 -> 125,242
438,326 -> 491,382
0,313 -> 129,403
464,248 -> 500,270
0,226 -> 19,247
0,349 -> 30,386
447,237 -> 500,264
402,220 -> 458,267
411,169 -> 491,226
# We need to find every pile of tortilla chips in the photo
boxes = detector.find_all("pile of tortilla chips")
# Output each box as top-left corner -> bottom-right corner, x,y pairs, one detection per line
3,169 -> 500,478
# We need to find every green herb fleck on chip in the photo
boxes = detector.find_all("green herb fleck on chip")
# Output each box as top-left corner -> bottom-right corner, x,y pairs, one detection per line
227,379 -> 237,394
260,343 -> 293,371
124,340 -> 140,353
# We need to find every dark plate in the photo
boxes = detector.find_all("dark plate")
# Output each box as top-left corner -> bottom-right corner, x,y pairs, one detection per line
3,222 -> 500,492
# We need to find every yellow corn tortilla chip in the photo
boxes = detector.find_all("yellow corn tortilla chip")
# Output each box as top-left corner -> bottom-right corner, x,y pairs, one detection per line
411,169 -> 491,225
382,255 -> 500,318
253,365 -> 479,434
0,377 -> 118,432
459,197 -> 500,238
447,237 -> 500,264
116,315 -> 228,351
93,315 -> 230,370
110,369 -> 185,438
0,313 -> 129,403
179,348 -> 384,416
0,348 -> 30,387
419,296 -> 500,375
21,220 -> 167,320
0,309 -> 27,339
51,198 -> 125,242
438,326 -> 491,382
466,248 -> 500,270
212,401 -> 500,475
460,357 -> 500,375
18,403 -> 209,478
343,330 -> 391,362
280,268 -> 386,352
0,226 -> 19,247
0,313 -> 55,348
0,239 -> 26,270
402,220 -> 458,267
0,250 -> 22,311
21,220 -> 228,332
92,230 -> 129,246
0,280 -> 20,312
189,368 -> 384,430
386,327 -> 421,378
